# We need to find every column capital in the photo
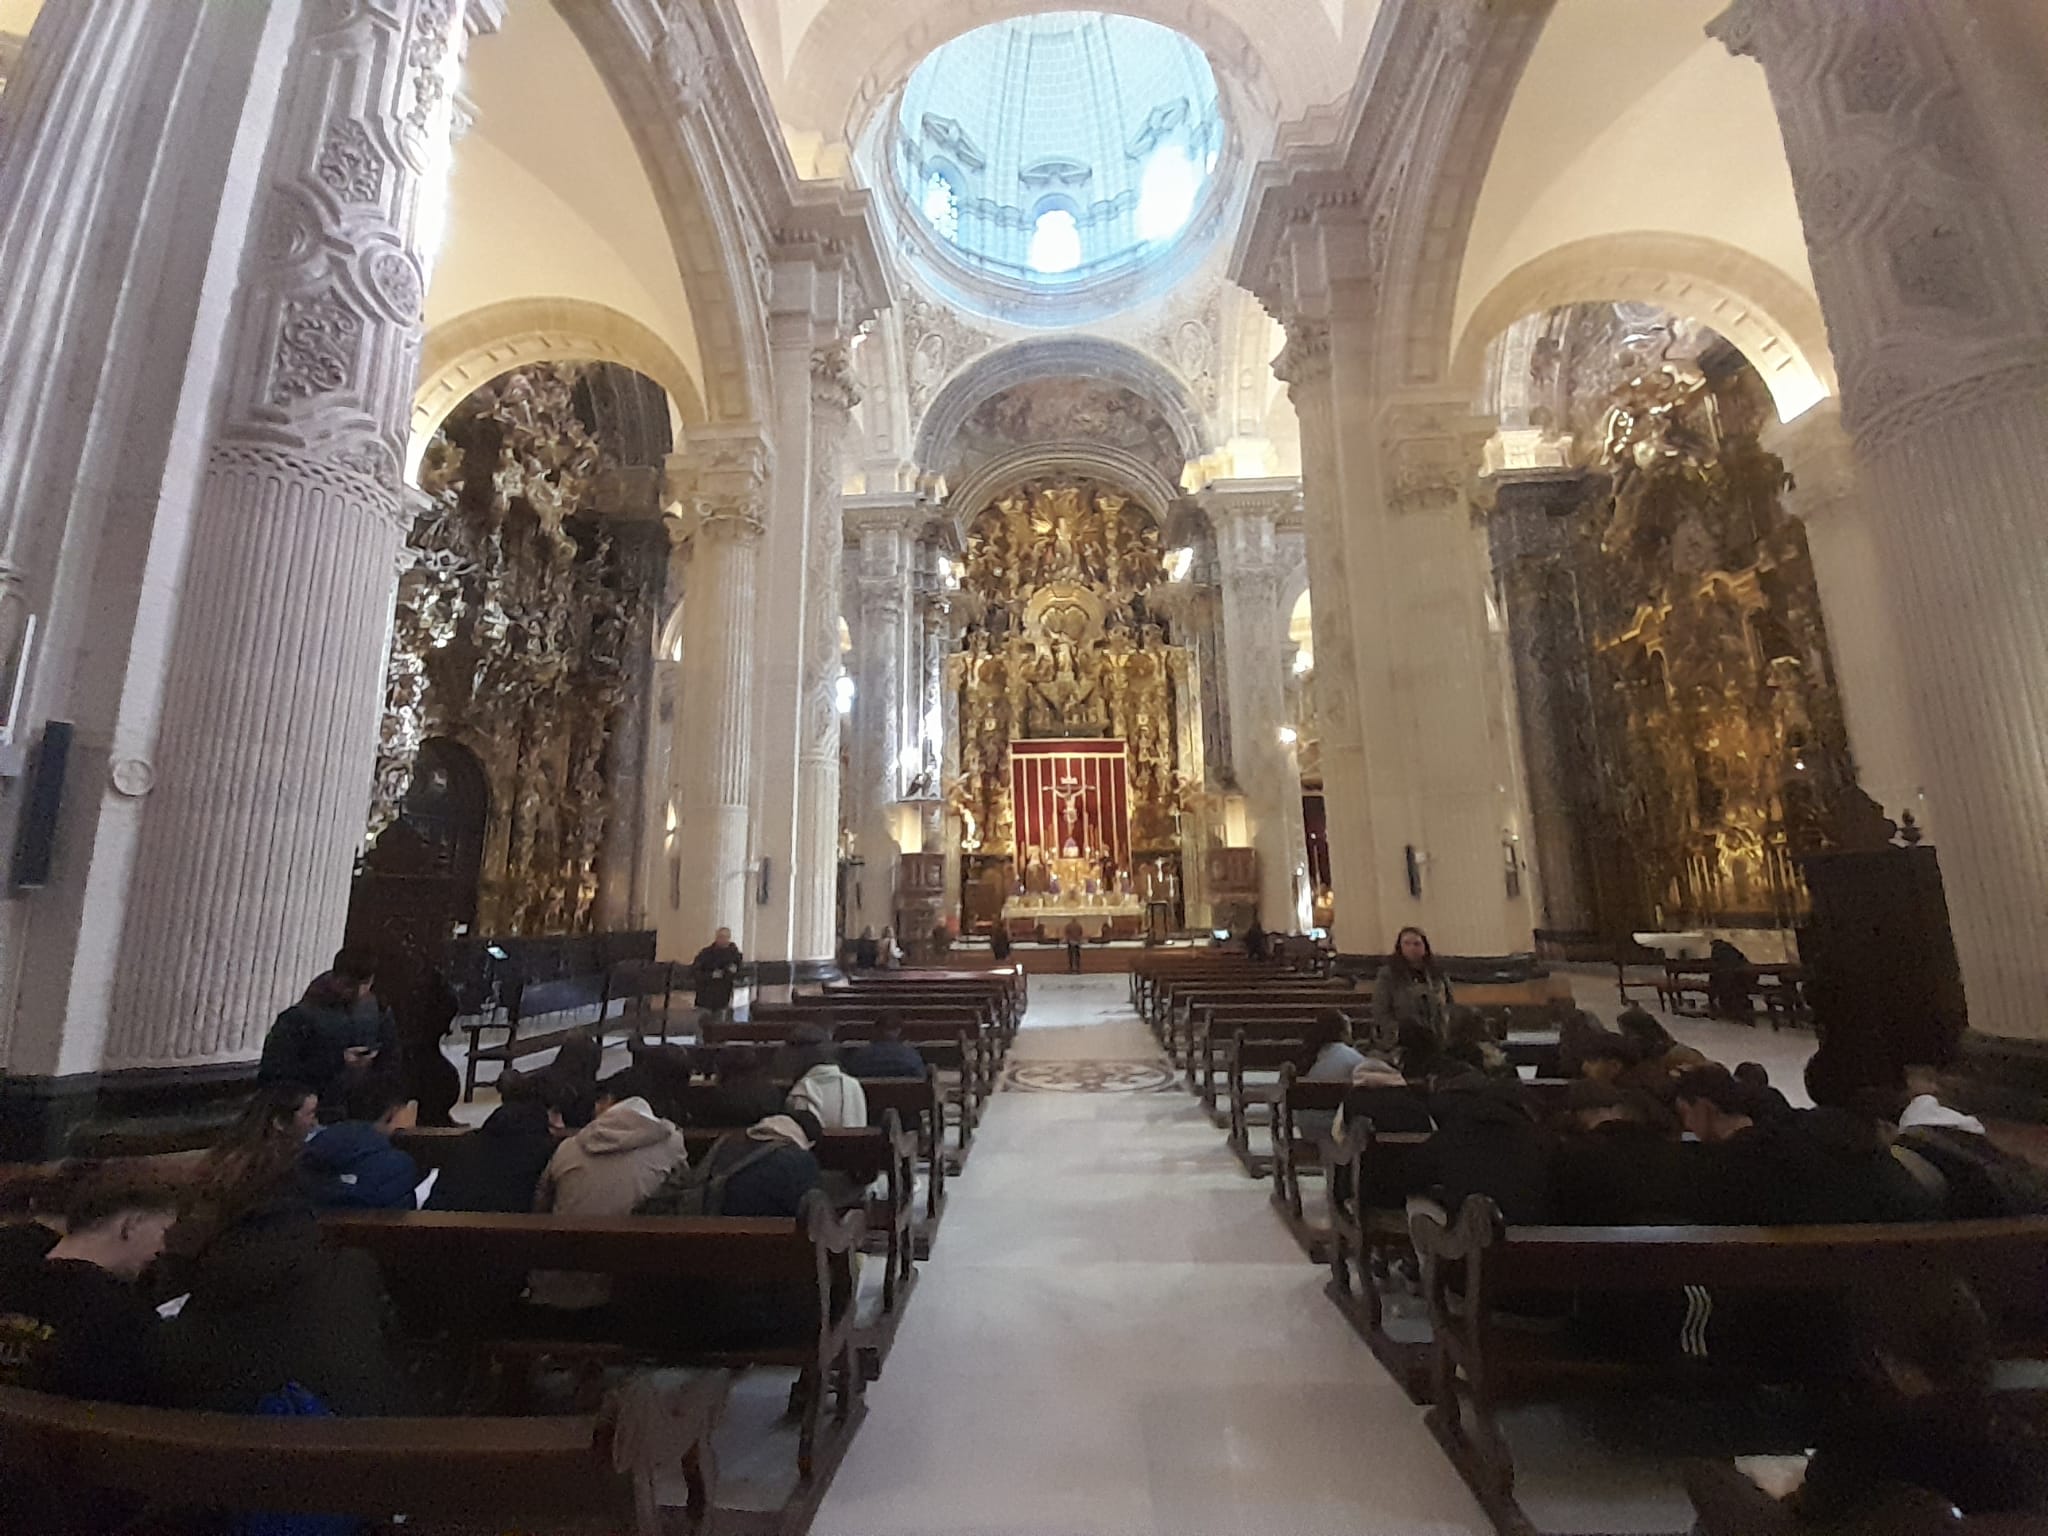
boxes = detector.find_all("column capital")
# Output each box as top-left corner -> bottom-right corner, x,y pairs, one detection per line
1378,396 -> 1497,517
669,426 -> 771,532
1199,476 -> 1303,529
1764,398 -> 1859,526
810,340 -> 861,414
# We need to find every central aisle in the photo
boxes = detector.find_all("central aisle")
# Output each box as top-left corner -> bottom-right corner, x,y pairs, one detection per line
815,973 -> 1488,1536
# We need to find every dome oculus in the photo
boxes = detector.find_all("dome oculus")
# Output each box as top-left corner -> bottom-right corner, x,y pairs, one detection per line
895,12 -> 1226,292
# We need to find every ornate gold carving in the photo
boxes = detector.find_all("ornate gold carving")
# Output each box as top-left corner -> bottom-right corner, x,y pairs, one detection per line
947,479 -> 1188,860
372,362 -> 654,934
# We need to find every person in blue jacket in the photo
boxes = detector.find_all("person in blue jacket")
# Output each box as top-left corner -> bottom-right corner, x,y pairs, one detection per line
301,1077 -> 420,1210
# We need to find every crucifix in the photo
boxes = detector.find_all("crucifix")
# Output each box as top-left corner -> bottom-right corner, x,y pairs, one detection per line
1051,773 -> 1084,854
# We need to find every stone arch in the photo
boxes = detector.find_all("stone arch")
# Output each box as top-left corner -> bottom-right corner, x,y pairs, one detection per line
552,0 -> 771,427
1452,234 -> 1838,423
916,336 -> 1211,475
784,0 -> 1334,147
410,298 -> 704,476
946,444 -> 1183,526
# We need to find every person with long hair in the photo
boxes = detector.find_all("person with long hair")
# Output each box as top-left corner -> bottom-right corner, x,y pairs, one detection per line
1370,926 -> 1454,1044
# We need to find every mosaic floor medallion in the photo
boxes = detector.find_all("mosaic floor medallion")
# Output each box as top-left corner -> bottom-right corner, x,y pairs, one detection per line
1002,1059 -> 1179,1093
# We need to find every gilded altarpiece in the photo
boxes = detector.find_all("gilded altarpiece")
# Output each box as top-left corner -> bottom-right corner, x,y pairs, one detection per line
365,364 -> 661,936
1492,312 -> 1853,939
947,481 -> 1201,930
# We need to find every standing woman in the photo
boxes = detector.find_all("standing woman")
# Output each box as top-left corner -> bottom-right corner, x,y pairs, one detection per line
1371,926 -> 1455,1044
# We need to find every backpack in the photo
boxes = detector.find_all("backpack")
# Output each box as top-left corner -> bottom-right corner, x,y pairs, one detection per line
1897,1126 -> 2048,1218
635,1135 -> 785,1218
231,1383 -> 366,1536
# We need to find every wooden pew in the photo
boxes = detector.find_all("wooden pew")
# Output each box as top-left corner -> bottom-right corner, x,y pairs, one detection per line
1406,1199 -> 2048,1536
606,958 -> 687,1044
464,972 -> 612,1103
325,1196 -> 866,1481
0,1377 -> 722,1535
832,971 -> 1026,1037
1129,954 -> 1305,1030
1223,1034 -> 1319,1174
1159,981 -> 1358,1064
1324,1115 -> 1436,1398
701,1018 -> 986,1151
1188,1001 -> 1367,1112
1268,1069 -> 1350,1260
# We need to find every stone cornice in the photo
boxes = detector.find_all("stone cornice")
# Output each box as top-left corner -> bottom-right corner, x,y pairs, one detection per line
1198,476 -> 1304,527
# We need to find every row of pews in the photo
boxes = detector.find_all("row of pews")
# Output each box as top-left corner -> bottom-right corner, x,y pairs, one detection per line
0,966 -> 1025,1536
1141,950 -> 2048,1536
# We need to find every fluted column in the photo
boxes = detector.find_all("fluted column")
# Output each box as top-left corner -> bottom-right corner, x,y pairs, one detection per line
844,495 -> 920,938
0,0 -> 300,1081
1717,0 -> 2048,1040
99,0 -> 502,1069
663,431 -> 769,958
1273,316 -> 1384,950
793,344 -> 859,963
1207,481 -> 1309,933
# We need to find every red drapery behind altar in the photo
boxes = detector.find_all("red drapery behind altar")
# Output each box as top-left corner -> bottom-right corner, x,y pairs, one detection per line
1011,739 -> 1130,871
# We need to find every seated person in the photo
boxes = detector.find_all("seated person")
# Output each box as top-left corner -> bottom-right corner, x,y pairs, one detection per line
529,1070 -> 689,1312
301,1076 -> 420,1210
1676,1063 -> 1939,1226
1733,1060 -> 1796,1124
1549,1080 -> 1695,1225
1296,1010 -> 1367,1144
1339,1038 -> 1437,1210
785,1025 -> 869,1130
691,1045 -> 787,1127
426,1072 -> 585,1214
1573,1033 -> 1641,1086
641,1110 -> 826,1221
841,1015 -> 928,1080
0,1170 -> 179,1403
1411,1072 -> 1552,1226
160,1151 -> 406,1415
1891,1065 -> 2048,1219
1797,1275 -> 2048,1523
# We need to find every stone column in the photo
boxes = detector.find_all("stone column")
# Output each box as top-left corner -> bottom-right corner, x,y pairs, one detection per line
844,494 -> 920,938
1272,314 -> 1386,951
792,343 -> 859,966
1373,396 -> 1534,954
1206,480 -> 1309,933
594,471 -> 667,932
0,0 -> 302,1084
102,0 -> 502,1069
1716,0 -> 2048,1041
1487,472 -> 1603,937
661,431 -> 768,959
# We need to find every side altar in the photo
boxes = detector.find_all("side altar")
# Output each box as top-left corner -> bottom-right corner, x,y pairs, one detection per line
943,479 -> 1204,936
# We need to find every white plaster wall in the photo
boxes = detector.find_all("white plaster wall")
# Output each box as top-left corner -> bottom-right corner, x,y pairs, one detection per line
1456,2 -> 1815,350
429,133 -> 701,391
430,0 -> 704,389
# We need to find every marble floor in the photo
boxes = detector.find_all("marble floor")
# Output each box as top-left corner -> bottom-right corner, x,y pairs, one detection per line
813,974 -> 1494,1536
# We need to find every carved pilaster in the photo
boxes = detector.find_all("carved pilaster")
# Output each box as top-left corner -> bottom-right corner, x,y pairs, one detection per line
1718,1 -> 2048,1039
106,0 -> 502,1068
1206,480 -> 1310,931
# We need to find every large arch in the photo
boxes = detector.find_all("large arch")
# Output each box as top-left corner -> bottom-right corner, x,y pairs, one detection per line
780,0 -> 1340,147
1452,233 -> 1837,423
410,298 -> 705,475
915,336 -> 1212,474
946,443 -> 1184,523
553,0 -> 772,426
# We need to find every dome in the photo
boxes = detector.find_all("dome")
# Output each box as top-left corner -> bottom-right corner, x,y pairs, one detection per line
884,12 -> 1229,320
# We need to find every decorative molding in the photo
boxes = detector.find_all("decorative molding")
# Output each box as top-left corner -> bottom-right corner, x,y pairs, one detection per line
1379,399 -> 1496,516
314,118 -> 384,203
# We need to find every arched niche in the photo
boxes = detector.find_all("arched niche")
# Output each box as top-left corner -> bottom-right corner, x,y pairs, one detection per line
411,298 -> 702,477
1454,234 -> 1837,425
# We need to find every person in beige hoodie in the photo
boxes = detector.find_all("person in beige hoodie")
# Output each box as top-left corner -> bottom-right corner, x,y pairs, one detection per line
529,1073 -> 688,1311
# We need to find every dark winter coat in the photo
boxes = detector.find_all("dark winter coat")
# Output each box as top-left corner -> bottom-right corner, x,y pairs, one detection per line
840,1040 -> 927,1081
1370,964 -> 1455,1043
159,1197 -> 407,1416
301,1121 -> 419,1211
698,1132 -> 823,1219
691,943 -> 743,1010
0,1222 -> 161,1404
258,973 -> 398,1106
1688,1109 -> 1942,1226
1551,1121 -> 1699,1226
1410,1076 -> 1552,1225
424,1101 -> 557,1213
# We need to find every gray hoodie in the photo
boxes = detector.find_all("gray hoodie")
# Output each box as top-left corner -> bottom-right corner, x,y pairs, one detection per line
530,1097 -> 688,1309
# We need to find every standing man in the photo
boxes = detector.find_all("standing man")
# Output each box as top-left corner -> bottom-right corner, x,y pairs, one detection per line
1063,917 -> 1086,974
693,927 -> 744,1021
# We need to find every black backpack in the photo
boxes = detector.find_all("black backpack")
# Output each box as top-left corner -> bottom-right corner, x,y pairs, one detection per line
634,1135 -> 783,1218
